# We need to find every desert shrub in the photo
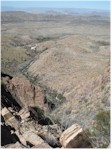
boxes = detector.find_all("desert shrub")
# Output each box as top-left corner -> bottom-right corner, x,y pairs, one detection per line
97,41 -> 110,46
57,93 -> 65,101
36,36 -> 51,42
96,110 -> 110,133
23,72 -> 42,85
46,90 -> 66,111
49,106 -> 73,132
85,110 -> 110,148
60,117 -> 75,131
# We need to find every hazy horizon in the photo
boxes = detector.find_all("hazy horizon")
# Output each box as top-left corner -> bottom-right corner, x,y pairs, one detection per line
1,1 -> 110,11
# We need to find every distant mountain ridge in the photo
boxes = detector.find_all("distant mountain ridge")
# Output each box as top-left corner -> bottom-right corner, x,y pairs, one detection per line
1,6 -> 110,16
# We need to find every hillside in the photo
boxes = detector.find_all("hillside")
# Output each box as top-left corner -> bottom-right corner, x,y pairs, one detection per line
1,10 -> 110,148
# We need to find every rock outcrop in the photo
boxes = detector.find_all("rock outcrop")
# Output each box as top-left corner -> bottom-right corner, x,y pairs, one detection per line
1,105 -> 95,148
1,107 -> 53,148
2,107 -> 13,121
60,124 -> 93,148
6,77 -> 46,110
22,131 -> 51,148
1,73 -> 48,111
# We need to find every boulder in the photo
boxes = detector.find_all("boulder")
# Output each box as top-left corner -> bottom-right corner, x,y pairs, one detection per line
21,112 -> 30,120
22,131 -> 51,147
15,131 -> 27,146
2,107 -> 13,121
8,107 -> 16,114
18,108 -> 30,120
18,108 -> 28,116
60,124 -> 93,148
6,116 -> 19,130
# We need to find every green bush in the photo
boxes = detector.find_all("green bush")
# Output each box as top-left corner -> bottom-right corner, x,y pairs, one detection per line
96,110 -> 110,136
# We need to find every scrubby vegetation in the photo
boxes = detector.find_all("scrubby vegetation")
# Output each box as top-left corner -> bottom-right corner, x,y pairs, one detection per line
36,36 -> 53,43
23,72 -> 42,85
85,110 -> 110,148
45,88 -> 66,111
1,34 -> 30,75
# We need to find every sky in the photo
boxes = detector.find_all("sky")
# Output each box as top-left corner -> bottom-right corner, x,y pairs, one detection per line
1,1 -> 110,11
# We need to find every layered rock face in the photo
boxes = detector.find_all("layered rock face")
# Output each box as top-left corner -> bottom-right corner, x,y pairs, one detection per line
60,124 -> 93,148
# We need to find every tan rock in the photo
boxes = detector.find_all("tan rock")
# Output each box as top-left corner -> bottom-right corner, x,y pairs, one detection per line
15,131 -> 27,146
2,107 -> 13,121
18,108 -> 26,116
32,142 -> 51,148
22,131 -> 50,147
1,75 -> 11,85
7,116 -> 19,130
8,107 -> 15,114
3,142 -> 25,148
20,111 -> 30,120
60,124 -> 93,148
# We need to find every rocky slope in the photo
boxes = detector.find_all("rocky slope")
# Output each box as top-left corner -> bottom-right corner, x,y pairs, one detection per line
1,74 -> 95,148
